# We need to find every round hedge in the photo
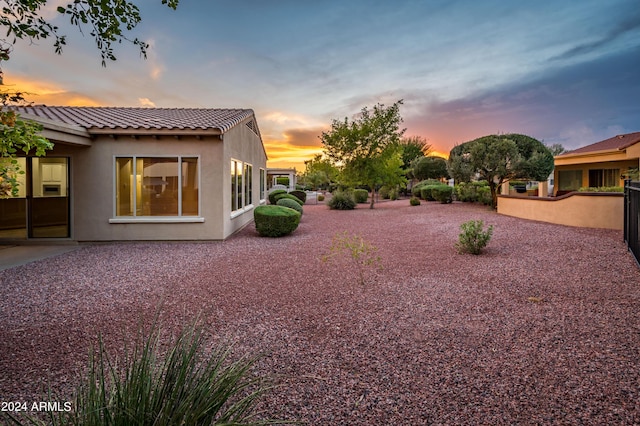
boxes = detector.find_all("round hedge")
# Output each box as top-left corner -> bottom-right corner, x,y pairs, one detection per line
288,190 -> 307,203
276,198 -> 303,215
254,205 -> 301,237
268,189 -> 287,205
274,193 -> 304,205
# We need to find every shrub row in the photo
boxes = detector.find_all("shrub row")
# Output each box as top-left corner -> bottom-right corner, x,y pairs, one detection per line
455,181 -> 492,205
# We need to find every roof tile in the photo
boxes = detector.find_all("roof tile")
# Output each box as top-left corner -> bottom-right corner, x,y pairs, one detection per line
11,106 -> 255,134
562,132 -> 640,155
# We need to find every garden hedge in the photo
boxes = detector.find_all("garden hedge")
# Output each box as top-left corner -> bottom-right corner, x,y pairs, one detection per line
288,190 -> 307,203
276,198 -> 303,215
354,189 -> 369,203
274,193 -> 304,205
254,205 -> 301,237
268,189 -> 287,205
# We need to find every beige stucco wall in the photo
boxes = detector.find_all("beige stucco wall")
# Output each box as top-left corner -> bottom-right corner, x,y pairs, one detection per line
497,193 -> 624,230
41,118 -> 267,241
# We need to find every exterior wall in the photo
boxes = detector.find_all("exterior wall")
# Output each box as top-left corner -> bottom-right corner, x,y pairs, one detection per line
69,135 -> 226,241
222,120 -> 268,239
497,193 -> 624,230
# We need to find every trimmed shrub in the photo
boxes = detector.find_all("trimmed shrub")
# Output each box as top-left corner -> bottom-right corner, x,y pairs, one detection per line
431,185 -> 454,203
455,181 -> 492,205
289,190 -> 307,203
456,220 -> 494,255
317,194 -> 325,202
353,189 -> 369,203
277,198 -> 303,215
420,184 -> 444,201
327,191 -> 356,210
409,196 -> 421,206
254,205 -> 301,237
273,192 -> 304,205
411,179 -> 442,197
379,186 -> 390,199
268,189 -> 287,205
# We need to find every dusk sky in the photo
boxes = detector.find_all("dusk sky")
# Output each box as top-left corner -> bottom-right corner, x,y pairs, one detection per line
5,0 -> 640,170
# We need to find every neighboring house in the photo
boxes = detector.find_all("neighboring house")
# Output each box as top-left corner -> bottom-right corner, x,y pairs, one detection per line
0,106 -> 268,241
267,168 -> 297,191
553,132 -> 640,195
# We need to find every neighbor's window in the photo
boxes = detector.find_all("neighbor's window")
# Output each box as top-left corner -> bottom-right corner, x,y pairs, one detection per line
115,156 -> 199,217
231,160 -> 253,214
588,169 -> 620,188
557,170 -> 582,191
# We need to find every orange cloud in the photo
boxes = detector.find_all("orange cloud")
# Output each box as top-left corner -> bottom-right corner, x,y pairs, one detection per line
3,75 -> 103,106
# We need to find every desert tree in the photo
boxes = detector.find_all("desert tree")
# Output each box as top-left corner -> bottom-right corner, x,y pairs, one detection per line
448,133 -> 553,208
321,100 -> 406,208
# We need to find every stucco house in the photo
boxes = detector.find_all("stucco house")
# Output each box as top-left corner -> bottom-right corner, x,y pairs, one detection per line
0,106 -> 268,241
553,132 -> 640,195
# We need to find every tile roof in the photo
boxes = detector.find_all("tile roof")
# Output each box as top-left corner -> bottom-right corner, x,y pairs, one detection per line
11,106 -> 255,134
561,132 -> 640,156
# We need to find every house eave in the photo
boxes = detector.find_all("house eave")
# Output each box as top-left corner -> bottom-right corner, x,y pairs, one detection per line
19,112 -> 93,147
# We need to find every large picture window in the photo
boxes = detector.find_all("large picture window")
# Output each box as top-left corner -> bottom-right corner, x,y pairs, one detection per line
115,156 -> 199,217
588,168 -> 620,188
231,159 -> 253,214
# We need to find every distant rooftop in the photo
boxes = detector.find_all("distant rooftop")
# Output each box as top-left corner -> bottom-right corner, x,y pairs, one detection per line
10,106 -> 256,134
561,132 -> 640,156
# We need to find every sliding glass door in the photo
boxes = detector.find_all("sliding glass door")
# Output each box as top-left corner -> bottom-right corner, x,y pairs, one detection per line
0,157 -> 70,239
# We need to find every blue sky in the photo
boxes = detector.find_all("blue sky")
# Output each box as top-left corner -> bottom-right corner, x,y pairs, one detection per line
6,0 -> 640,169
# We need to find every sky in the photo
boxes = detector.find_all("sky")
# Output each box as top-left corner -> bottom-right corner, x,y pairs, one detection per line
4,0 -> 640,170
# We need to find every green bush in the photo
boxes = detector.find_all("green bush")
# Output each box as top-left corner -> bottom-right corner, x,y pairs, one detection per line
455,181 -> 492,205
8,322 -> 275,426
389,187 -> 399,200
317,194 -> 325,202
274,192 -> 304,205
420,184 -> 444,201
431,185 -> 453,203
289,190 -> 307,203
268,189 -> 287,205
277,198 -> 303,215
327,191 -> 356,210
254,205 -> 301,237
353,189 -> 369,203
456,220 -> 494,255
412,179 -> 442,197
409,196 -> 421,206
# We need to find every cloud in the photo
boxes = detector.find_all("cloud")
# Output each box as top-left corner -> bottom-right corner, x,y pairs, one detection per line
3,75 -> 103,106
551,11 -> 640,61
138,97 -> 156,107
404,44 -> 640,153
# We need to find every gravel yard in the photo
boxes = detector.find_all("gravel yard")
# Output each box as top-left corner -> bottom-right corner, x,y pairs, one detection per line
1,200 -> 639,425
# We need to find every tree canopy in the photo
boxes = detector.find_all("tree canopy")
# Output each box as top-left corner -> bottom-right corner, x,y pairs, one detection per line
410,156 -> 450,181
321,100 -> 406,208
448,133 -> 554,208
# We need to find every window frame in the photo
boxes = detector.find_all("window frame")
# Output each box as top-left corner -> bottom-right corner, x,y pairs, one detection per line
230,158 -> 254,218
110,155 -> 203,224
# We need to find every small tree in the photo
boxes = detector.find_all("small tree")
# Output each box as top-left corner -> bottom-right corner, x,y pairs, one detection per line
321,100 -> 406,209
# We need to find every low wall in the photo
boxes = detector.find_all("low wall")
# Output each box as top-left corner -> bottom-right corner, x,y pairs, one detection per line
497,192 -> 624,230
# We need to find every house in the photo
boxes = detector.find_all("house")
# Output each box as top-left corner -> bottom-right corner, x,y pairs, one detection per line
553,132 -> 640,195
266,168 -> 297,191
0,106 -> 268,241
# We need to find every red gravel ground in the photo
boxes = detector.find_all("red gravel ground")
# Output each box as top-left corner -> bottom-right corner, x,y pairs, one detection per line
1,200 -> 639,425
